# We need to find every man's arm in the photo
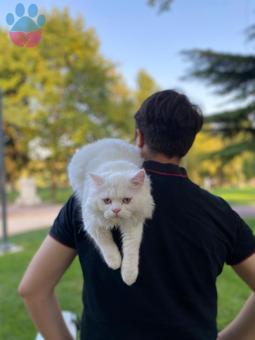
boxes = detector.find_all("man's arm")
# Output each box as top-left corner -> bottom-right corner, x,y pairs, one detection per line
18,235 -> 77,340
217,253 -> 255,340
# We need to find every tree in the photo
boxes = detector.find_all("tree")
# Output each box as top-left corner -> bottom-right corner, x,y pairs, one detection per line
243,152 -> 255,181
101,69 -> 160,141
4,122 -> 29,189
135,69 -> 160,107
0,9 -> 136,199
34,9 -> 118,198
185,131 -> 225,185
182,32 -> 255,164
147,0 -> 173,12
0,9 -> 161,199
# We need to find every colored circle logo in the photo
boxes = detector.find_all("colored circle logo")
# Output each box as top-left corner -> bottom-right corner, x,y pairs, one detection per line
6,3 -> 46,47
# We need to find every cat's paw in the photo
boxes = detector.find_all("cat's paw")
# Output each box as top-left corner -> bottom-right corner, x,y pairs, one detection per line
121,264 -> 138,286
104,251 -> 122,270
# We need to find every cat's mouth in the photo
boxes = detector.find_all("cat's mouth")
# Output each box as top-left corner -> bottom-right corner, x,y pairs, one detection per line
104,212 -> 121,220
111,212 -> 125,220
104,211 -> 130,220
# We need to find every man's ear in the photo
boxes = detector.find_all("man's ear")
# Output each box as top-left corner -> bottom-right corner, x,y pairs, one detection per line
135,129 -> 144,148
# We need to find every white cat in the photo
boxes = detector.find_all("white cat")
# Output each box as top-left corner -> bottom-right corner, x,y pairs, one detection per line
68,138 -> 155,285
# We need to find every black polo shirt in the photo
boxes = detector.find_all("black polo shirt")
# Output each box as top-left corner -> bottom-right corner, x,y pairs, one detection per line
49,160 -> 255,340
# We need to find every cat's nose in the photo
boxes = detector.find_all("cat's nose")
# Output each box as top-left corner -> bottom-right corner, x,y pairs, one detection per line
112,208 -> 121,214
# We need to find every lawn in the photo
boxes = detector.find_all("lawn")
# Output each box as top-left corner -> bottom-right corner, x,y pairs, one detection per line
216,217 -> 255,330
8,186 -> 255,206
212,187 -> 255,206
0,229 -> 83,340
0,219 -> 255,339
7,187 -> 72,205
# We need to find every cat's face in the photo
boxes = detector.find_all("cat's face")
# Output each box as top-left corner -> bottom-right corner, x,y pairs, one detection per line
88,169 -> 145,221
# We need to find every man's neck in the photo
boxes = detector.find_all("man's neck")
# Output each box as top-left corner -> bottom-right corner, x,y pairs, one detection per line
147,155 -> 180,165
144,153 -> 180,165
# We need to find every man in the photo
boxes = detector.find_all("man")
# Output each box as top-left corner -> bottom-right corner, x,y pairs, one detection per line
18,90 -> 255,339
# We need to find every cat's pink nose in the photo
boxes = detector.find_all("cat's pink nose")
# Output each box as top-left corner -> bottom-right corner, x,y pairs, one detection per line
112,208 -> 121,214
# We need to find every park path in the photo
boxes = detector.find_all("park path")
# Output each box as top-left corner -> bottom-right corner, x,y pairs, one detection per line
232,206 -> 255,218
0,203 -> 62,237
0,203 -> 254,238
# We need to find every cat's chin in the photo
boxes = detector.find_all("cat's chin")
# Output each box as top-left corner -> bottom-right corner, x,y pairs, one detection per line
102,215 -> 127,228
108,216 -> 122,223
108,214 -> 131,222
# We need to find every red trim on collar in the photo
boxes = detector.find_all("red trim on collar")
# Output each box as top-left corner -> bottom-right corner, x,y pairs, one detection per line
145,168 -> 188,178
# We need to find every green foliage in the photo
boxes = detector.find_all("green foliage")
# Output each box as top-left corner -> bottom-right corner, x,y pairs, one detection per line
206,140 -> 255,162
0,8 -> 118,193
0,8 -> 159,195
4,121 -> 29,186
182,35 -> 255,163
135,69 -> 160,108
243,153 -> 255,180
182,49 -> 255,100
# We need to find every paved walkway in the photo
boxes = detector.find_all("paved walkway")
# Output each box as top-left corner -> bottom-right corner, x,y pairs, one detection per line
0,203 -> 62,237
0,203 -> 254,237
232,206 -> 255,218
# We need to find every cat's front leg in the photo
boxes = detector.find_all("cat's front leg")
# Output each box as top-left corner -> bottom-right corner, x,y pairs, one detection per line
89,226 -> 122,270
120,222 -> 144,286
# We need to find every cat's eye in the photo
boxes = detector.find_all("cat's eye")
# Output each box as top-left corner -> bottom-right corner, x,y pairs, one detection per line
103,198 -> 111,204
122,197 -> 132,204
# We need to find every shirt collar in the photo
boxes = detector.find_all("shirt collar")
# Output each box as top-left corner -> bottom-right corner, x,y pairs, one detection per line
142,160 -> 188,178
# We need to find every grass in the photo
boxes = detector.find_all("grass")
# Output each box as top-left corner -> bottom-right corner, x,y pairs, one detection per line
7,187 -> 72,204
0,229 -> 83,340
8,186 -> 255,206
212,187 -> 255,206
216,217 -> 255,330
0,219 -> 255,339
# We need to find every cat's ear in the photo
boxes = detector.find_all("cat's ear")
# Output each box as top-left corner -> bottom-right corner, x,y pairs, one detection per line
130,169 -> 145,188
89,173 -> 105,186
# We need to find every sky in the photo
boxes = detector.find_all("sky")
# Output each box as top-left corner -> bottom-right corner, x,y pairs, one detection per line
1,0 -> 255,115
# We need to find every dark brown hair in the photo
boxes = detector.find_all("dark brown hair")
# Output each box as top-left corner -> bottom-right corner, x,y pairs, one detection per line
134,89 -> 203,158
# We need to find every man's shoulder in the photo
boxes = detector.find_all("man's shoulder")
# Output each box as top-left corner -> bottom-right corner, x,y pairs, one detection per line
66,192 -> 80,208
190,181 -> 232,211
61,193 -> 82,225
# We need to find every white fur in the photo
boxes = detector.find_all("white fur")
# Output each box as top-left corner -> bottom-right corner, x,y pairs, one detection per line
68,138 -> 155,285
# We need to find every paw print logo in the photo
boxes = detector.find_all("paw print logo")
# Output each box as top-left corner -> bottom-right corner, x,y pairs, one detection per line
6,3 -> 46,48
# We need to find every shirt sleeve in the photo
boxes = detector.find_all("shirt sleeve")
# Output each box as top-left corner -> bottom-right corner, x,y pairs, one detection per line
48,194 -> 77,249
225,208 -> 255,266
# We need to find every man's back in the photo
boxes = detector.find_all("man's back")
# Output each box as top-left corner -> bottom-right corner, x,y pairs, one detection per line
18,90 -> 255,340
49,160 -> 255,340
